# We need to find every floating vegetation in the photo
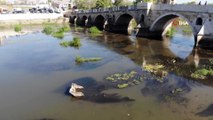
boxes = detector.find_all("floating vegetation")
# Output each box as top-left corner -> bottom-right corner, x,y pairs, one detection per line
105,70 -> 144,89
191,68 -> 213,79
59,25 -> 71,32
60,37 -> 81,48
88,26 -> 102,36
42,26 -> 54,35
14,24 -> 22,32
42,24 -> 71,38
75,56 -> 102,64
117,84 -> 129,89
52,30 -> 64,39
143,64 -> 168,78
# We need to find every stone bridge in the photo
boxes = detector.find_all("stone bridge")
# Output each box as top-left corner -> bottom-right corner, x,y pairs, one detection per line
69,3 -> 213,48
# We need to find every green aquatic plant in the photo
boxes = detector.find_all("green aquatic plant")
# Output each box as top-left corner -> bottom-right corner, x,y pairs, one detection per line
191,68 -> 213,79
88,26 -> 102,35
143,64 -> 168,79
53,30 -> 64,39
14,24 -> 22,32
42,26 -> 54,35
143,64 -> 164,73
75,56 -> 102,64
105,70 -> 144,89
117,83 -> 129,89
59,25 -> 71,32
60,37 -> 81,48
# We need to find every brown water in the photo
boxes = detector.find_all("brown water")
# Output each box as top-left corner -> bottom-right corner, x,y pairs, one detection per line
0,26 -> 212,120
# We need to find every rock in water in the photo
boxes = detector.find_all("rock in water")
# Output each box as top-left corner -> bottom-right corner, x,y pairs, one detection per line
69,83 -> 84,97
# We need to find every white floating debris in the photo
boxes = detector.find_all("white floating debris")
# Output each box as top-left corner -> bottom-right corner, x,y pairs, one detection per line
69,83 -> 84,97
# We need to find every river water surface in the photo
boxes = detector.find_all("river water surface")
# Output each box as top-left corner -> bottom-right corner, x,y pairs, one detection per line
0,25 -> 212,120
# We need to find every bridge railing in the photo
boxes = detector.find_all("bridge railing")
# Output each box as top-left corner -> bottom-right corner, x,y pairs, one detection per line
152,4 -> 213,13
76,5 -> 138,14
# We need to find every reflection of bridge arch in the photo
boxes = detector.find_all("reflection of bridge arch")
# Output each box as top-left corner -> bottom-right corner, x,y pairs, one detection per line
150,13 -> 196,36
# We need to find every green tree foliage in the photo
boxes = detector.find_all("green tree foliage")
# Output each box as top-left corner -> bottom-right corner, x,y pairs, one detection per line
113,0 -> 133,6
133,0 -> 157,5
187,1 -> 196,4
95,0 -> 112,8
114,0 -> 123,6
74,0 -> 97,9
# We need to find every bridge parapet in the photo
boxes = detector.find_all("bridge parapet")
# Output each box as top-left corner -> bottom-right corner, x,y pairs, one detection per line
77,5 -> 138,14
152,4 -> 213,13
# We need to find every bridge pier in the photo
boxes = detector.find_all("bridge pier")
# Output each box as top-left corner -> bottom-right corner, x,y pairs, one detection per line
69,16 -> 76,25
136,27 -> 162,39
196,20 -> 213,49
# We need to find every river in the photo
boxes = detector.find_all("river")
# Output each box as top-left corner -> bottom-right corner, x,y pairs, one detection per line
0,25 -> 212,120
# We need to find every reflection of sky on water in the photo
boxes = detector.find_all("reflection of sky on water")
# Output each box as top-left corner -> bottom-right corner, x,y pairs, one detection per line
168,29 -> 194,59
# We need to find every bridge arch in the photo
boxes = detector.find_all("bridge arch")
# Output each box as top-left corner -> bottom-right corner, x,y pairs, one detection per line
150,13 -> 196,36
86,16 -> 93,27
114,13 -> 138,34
76,16 -> 88,26
196,17 -> 203,25
94,15 -> 106,30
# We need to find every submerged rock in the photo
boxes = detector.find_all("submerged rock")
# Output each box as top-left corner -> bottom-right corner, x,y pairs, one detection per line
141,75 -> 191,103
196,104 -> 213,117
63,77 -> 135,103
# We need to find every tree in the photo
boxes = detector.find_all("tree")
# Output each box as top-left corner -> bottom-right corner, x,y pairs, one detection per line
114,0 -> 133,6
74,0 -> 97,9
114,0 -> 123,6
133,0 -> 157,5
95,0 -> 112,8
186,1 -> 196,4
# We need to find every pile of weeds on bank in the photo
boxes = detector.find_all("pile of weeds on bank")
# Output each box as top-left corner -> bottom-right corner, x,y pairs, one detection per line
42,24 -> 71,39
60,37 -> 81,48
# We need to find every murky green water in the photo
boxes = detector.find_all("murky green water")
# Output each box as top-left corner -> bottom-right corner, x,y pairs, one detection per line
0,25 -> 212,120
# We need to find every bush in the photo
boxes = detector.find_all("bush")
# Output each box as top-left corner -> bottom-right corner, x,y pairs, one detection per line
14,24 -> 22,32
43,26 -> 54,35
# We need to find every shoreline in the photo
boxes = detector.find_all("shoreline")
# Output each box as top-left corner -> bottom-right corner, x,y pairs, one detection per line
0,17 -> 69,40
